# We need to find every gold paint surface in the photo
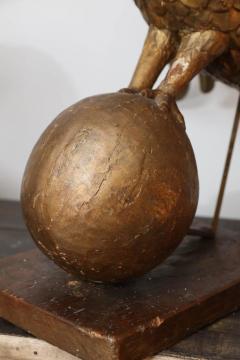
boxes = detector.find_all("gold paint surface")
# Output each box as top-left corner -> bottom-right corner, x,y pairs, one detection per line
132,0 -> 240,91
21,93 -> 198,282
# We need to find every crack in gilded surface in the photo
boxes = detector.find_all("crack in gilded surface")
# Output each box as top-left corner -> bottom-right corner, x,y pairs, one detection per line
79,123 -> 128,211
121,151 -> 147,209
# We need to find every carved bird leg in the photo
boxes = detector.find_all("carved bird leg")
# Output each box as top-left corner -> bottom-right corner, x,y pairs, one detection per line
128,25 -> 176,92
199,73 -> 215,93
154,31 -> 229,239
157,30 -> 229,99
176,74 -> 215,100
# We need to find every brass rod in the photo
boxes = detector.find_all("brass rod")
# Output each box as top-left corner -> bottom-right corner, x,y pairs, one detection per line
212,94 -> 240,234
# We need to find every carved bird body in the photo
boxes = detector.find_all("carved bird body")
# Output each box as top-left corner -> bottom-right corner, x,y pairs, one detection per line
130,0 -> 240,95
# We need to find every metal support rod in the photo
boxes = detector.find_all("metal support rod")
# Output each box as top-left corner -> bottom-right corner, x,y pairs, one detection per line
211,94 -> 240,234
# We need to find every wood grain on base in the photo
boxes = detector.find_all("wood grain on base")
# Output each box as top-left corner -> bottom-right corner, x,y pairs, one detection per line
1,202 -> 240,360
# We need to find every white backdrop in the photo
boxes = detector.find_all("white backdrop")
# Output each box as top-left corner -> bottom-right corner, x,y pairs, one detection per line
0,0 -> 239,218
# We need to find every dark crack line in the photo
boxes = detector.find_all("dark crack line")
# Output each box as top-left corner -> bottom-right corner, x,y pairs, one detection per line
79,122 -> 129,211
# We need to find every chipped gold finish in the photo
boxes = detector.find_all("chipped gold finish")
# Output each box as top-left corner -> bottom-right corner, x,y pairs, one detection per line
132,0 -> 240,94
129,26 -> 176,91
21,93 -> 198,283
21,1 -> 240,283
131,1 -> 240,236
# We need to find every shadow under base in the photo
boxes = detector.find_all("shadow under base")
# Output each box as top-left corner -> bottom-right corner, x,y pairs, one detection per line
1,218 -> 240,360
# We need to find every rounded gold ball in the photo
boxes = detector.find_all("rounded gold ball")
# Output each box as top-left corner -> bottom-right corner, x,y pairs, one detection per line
21,92 -> 198,282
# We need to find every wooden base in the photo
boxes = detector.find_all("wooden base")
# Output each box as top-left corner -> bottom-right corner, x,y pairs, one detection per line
1,218 -> 240,360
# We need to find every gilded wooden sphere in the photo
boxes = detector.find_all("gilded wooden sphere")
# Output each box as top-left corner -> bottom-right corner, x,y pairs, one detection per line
21,93 -> 198,282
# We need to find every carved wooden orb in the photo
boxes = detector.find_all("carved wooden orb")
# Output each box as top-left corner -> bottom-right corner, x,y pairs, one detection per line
21,92 -> 198,282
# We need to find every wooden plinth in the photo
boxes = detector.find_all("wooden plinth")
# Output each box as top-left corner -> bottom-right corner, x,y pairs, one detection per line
1,217 -> 240,360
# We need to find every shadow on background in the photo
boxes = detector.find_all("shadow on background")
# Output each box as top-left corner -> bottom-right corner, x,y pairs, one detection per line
0,44 -> 76,200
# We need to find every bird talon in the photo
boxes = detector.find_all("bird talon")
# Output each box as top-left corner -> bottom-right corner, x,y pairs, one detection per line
119,88 -> 139,95
140,89 -> 159,99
